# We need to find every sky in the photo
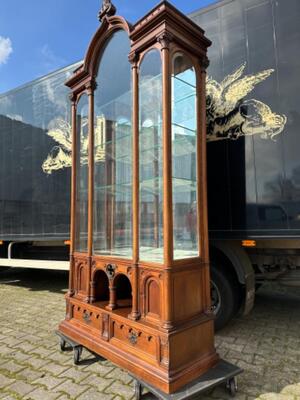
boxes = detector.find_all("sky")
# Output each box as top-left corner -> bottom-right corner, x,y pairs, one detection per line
0,0 -> 217,94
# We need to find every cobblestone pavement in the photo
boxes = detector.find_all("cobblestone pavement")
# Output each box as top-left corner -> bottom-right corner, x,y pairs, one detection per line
0,268 -> 300,400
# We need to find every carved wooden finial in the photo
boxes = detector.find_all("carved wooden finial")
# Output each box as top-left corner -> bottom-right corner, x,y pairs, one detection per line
98,0 -> 116,22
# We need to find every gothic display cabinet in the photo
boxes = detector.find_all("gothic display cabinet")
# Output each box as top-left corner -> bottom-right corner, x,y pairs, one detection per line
59,0 -> 219,394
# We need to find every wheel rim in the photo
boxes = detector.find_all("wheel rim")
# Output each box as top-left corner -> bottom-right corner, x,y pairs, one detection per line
211,280 -> 221,315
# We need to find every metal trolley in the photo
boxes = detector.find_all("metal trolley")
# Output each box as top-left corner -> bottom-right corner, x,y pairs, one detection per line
57,332 -> 242,399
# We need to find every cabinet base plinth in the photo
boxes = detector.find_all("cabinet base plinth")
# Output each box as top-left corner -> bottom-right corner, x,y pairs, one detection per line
58,311 -> 219,394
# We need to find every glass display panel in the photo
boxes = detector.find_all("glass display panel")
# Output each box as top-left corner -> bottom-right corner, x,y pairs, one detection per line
172,53 -> 199,259
93,30 -> 132,258
75,94 -> 89,252
139,50 -> 164,262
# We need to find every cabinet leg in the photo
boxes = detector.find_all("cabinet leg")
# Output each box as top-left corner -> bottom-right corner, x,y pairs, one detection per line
73,346 -> 83,365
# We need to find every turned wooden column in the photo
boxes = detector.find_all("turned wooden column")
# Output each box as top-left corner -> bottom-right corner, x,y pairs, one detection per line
129,52 -> 140,321
68,94 -> 77,297
106,278 -> 117,310
159,32 -> 174,330
87,80 -> 95,303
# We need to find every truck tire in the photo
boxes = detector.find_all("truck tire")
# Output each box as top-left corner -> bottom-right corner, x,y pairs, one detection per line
210,263 -> 239,331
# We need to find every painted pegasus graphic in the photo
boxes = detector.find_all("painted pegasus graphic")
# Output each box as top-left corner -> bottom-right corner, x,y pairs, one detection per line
206,63 -> 287,141
42,63 -> 287,175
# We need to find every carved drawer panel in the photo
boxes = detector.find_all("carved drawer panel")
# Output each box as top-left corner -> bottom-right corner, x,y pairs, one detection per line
73,305 -> 102,330
110,320 -> 158,362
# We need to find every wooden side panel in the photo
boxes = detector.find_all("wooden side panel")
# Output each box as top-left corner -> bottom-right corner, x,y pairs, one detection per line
173,270 -> 203,322
169,321 -> 215,370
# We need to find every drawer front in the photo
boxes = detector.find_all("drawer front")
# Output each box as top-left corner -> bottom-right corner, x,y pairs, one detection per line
110,320 -> 158,361
73,304 -> 102,330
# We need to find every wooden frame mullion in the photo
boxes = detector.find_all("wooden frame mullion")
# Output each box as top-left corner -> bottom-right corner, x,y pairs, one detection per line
129,52 -> 140,320
86,82 -> 95,302
160,34 -> 174,268
68,96 -> 77,296
197,61 -> 211,312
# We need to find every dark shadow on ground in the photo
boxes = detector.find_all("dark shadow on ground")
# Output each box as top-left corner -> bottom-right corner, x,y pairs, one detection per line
0,267 -> 68,294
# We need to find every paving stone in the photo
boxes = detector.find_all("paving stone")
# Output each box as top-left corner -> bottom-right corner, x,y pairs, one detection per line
105,368 -> 133,385
0,395 -> 16,400
58,367 -> 91,383
7,380 -> 36,396
80,374 -> 114,391
105,381 -> 134,399
82,361 -> 115,376
0,360 -> 25,374
77,388 -> 114,400
0,374 -> 15,389
12,342 -> 37,353
53,379 -> 90,398
21,356 -> 51,370
40,363 -> 69,376
33,375 -> 67,390
24,388 -> 61,400
16,368 -> 46,382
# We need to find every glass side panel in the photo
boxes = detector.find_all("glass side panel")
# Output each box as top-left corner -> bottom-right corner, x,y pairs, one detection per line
75,94 -> 89,252
139,50 -> 164,263
0,62 -> 80,240
93,30 -> 132,258
172,53 -> 199,259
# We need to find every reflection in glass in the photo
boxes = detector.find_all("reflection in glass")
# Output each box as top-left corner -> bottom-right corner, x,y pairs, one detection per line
75,94 -> 89,252
93,30 -> 132,258
139,50 -> 164,262
172,53 -> 199,259
0,63 -> 78,239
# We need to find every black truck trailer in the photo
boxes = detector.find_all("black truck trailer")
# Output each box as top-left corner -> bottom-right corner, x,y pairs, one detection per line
0,0 -> 300,329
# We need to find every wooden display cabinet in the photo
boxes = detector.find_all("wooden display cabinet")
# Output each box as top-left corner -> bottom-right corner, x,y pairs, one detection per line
58,0 -> 219,394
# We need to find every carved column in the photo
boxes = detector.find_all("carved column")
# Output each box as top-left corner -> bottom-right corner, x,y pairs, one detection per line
106,279 -> 117,310
105,264 -> 117,310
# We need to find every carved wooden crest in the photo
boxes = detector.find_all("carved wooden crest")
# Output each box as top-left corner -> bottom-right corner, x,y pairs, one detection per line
98,0 -> 116,22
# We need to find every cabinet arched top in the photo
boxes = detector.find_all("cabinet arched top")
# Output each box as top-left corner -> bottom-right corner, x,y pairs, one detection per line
85,16 -> 132,78
66,15 -> 131,92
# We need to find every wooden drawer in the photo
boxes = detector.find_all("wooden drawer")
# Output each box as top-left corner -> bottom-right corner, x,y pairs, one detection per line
110,319 -> 158,362
73,304 -> 102,330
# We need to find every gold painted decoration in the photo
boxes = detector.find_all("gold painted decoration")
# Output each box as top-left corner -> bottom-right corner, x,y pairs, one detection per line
42,63 -> 287,174
42,116 -> 106,174
206,63 -> 287,141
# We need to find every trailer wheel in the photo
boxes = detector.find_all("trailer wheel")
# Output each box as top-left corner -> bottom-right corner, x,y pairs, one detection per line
210,263 -> 240,331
